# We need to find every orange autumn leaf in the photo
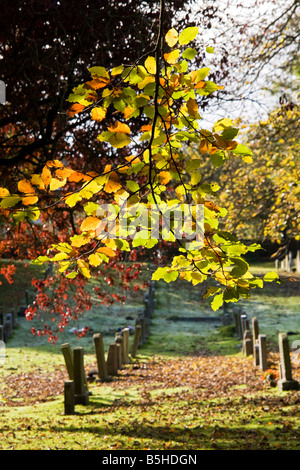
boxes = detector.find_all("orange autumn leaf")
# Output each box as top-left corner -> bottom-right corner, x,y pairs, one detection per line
107,121 -> 130,134
41,166 -> 52,186
46,159 -> 64,168
97,246 -> 116,257
68,171 -> 86,182
80,216 -> 101,232
68,103 -> 85,117
22,195 -> 39,206
195,81 -> 206,89
18,179 -> 35,194
187,98 -> 199,117
199,139 -> 211,154
123,106 -> 137,119
55,168 -> 74,179
159,171 -> 172,185
104,178 -> 122,193
86,77 -> 109,90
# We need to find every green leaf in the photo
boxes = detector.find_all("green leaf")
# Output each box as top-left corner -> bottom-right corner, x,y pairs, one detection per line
203,286 -> 221,299
206,46 -> 214,53
230,257 -> 249,277
221,128 -> 239,140
210,151 -> 226,168
231,143 -> 253,156
179,27 -> 199,45
126,180 -> 140,192
88,66 -> 109,78
182,48 -> 197,60
0,195 -> 21,208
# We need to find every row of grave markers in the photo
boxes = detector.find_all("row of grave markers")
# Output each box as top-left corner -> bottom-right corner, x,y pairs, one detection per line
0,307 -> 17,343
234,310 -> 300,392
61,280 -> 156,415
275,250 -> 300,273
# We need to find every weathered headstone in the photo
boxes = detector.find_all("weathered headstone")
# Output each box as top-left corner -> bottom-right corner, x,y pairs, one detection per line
4,314 -> 13,340
278,333 -> 300,391
115,333 -> 124,366
61,343 -> 74,380
122,328 -> 130,365
243,329 -> 253,356
106,343 -> 118,376
258,334 -> 267,371
131,324 -> 142,358
136,314 -> 146,344
252,317 -> 260,366
241,314 -> 249,338
93,333 -> 108,379
233,311 -> 242,339
64,380 -> 75,415
73,347 -> 89,405
296,250 -> 300,273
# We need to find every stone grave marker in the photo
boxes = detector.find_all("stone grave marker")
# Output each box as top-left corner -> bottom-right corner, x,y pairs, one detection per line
243,329 -> 253,356
122,327 -> 130,365
278,333 -> 300,391
258,334 -> 267,371
115,332 -> 124,366
93,333 -> 108,380
73,347 -> 89,405
64,380 -> 75,415
61,343 -> 74,380
252,317 -> 260,366
131,324 -> 142,358
106,343 -> 118,376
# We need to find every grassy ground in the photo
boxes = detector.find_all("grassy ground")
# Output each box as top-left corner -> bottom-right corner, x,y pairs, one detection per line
0,258 -> 300,450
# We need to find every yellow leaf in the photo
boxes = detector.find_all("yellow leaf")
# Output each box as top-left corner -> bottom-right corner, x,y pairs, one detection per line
164,49 -> 180,65
144,56 -> 157,75
22,196 -> 39,206
123,106 -> 137,119
50,178 -> 67,191
31,174 -> 45,190
18,179 -> 35,194
165,28 -> 179,47
77,259 -> 91,278
80,216 -> 101,232
0,188 -> 10,198
71,234 -> 91,247
88,253 -> 103,267
91,106 -> 107,121
137,76 -> 155,90
104,178 -> 122,193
